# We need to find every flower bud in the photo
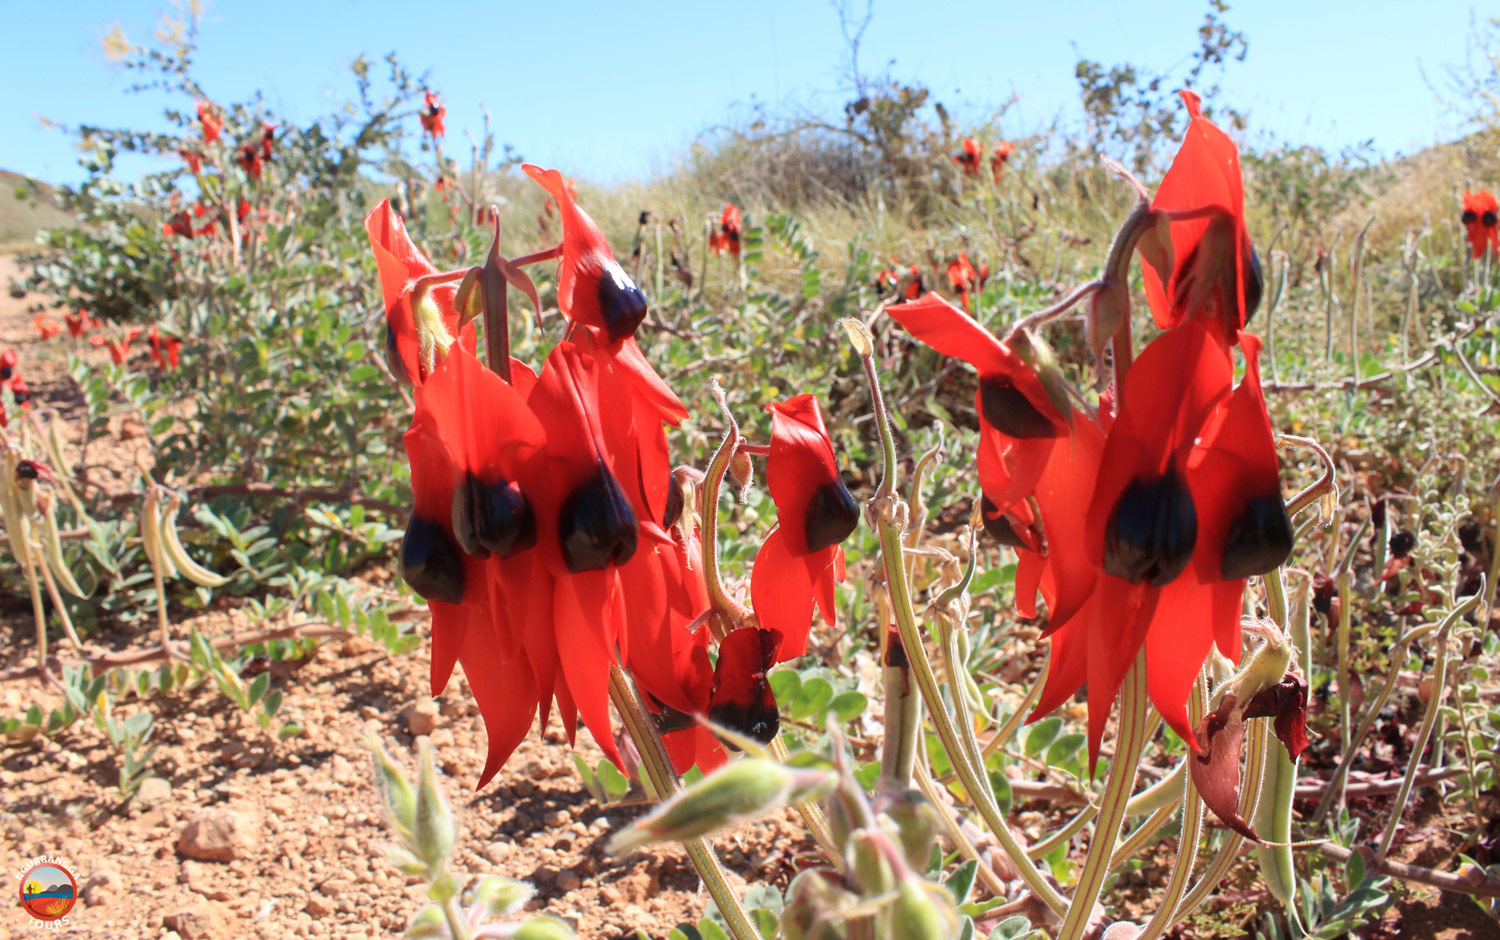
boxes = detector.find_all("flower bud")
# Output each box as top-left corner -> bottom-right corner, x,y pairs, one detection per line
413,740 -> 456,867
367,733 -> 417,841
839,317 -> 875,359
608,759 -> 836,853
849,829 -> 896,896
877,791 -> 940,872
889,879 -> 958,940
730,449 -> 755,497
468,875 -> 534,919
514,917 -> 578,940
402,904 -> 449,939
782,869 -> 848,940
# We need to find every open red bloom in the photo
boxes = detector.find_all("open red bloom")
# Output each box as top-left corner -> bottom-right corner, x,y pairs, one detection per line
1461,190 -> 1499,259
873,260 -> 900,297
944,252 -> 987,311
749,394 -> 857,662
954,137 -> 981,176
363,198 -> 475,386
0,349 -> 16,384
9,376 -> 31,408
163,209 -> 195,239
523,165 -> 649,345
33,317 -> 62,341
904,265 -> 926,300
991,141 -> 1015,183
420,91 -> 446,139
237,144 -> 265,182
178,148 -> 203,175
1140,91 -> 1262,344
709,204 -> 742,258
196,100 -> 222,144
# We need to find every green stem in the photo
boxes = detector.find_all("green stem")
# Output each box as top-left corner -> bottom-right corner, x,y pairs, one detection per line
881,522 -> 1067,915
1055,653 -> 1149,940
1110,800 -> 1179,871
770,734 -> 844,869
1135,677 -> 1207,940
441,892 -> 475,940
608,666 -> 759,940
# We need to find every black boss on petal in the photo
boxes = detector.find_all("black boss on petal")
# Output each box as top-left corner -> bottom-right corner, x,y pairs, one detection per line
558,462 -> 638,572
596,261 -> 649,342
451,471 -> 536,560
1242,246 -> 1264,324
400,514 -> 465,604
708,696 -> 780,747
1486,211 -> 1499,227
1103,471 -> 1198,586
803,479 -> 859,553
980,496 -> 1027,548
1462,210 -> 1479,224
979,374 -> 1057,439
1219,491 -> 1293,580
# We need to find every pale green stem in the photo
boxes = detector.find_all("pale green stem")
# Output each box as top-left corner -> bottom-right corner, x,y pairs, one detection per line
982,658 -> 1049,759
1375,584 -> 1484,861
1110,800 -> 1180,871
1054,653 -> 1149,940
607,666 -> 759,940
915,765 -> 1010,898
1027,803 -> 1098,860
1126,760 -> 1185,817
1135,677 -> 1207,940
770,734 -> 844,869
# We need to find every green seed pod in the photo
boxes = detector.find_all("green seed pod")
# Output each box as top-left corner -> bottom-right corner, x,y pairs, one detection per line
468,875 -> 534,919
1253,741 -> 1297,909
850,828 -> 896,896
878,790 -> 940,873
782,869 -> 847,940
401,904 -> 447,939
513,916 -> 577,940
367,732 -> 417,842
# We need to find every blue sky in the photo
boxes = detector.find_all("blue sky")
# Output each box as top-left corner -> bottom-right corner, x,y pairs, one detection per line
0,0 -> 1485,186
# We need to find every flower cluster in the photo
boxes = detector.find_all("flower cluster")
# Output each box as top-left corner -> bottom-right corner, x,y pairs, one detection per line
420,90 -> 446,140
954,136 -> 1017,183
708,204 -> 742,258
0,348 -> 30,426
894,91 -> 1289,762
366,166 -> 859,784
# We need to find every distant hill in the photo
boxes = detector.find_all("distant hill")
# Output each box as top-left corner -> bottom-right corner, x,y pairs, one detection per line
0,169 -> 74,251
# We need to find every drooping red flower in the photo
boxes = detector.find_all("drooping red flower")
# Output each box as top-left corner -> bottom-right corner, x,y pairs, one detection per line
196,100 -> 222,144
363,198 -> 475,386
90,328 -> 142,366
944,252 -> 988,311
709,204 -> 742,258
904,265 -> 926,300
1140,91 -> 1262,344
148,326 -> 181,371
873,261 -> 900,297
887,293 -> 1067,526
178,148 -> 203,175
163,209 -> 195,239
420,91 -> 447,139
9,376 -> 32,408
33,317 -> 62,341
237,143 -> 265,182
707,627 -> 782,746
749,394 -> 858,662
954,137 -> 981,176
65,312 -> 89,338
991,141 -> 1015,183
1461,190 -> 1499,259
523,165 -> 650,345
0,349 -> 18,383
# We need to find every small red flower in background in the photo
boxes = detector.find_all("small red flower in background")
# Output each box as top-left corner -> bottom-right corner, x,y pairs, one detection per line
944,252 -> 988,311
420,91 -> 446,139
904,264 -> 926,300
65,311 -> 98,338
954,136 -> 981,176
991,141 -> 1015,183
148,327 -> 181,371
1139,90 -> 1262,345
196,100 -> 222,144
873,260 -> 900,297
9,376 -> 32,408
749,394 -> 858,662
237,144 -> 265,182
259,123 -> 277,159
0,349 -> 19,382
89,328 -> 142,366
164,209 -> 195,239
709,204 -> 742,258
33,317 -> 63,341
179,148 -> 204,175
1461,190 -> 1499,259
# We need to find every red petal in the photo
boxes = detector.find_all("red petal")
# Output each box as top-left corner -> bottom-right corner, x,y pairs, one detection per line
522,165 -> 640,340
1144,574 -> 1218,749
750,527 -> 817,661
466,612 -> 539,788
552,571 -> 621,768
765,394 -> 851,557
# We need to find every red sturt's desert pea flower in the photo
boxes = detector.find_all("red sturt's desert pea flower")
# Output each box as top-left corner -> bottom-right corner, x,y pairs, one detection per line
873,261 -> 900,297
89,328 -> 142,366
1461,190 -> 1499,259
178,148 -> 203,175
944,252 -> 988,312
749,394 -> 859,662
904,264 -> 926,301
163,209 -> 195,239
363,198 -> 476,386
65,311 -> 98,338
9,376 -> 32,408
148,326 -> 181,371
954,136 -> 981,176
991,141 -> 1015,183
196,100 -> 222,144
420,91 -> 446,139
237,144 -> 264,182
708,204 -> 742,258
33,317 -> 62,341
0,349 -> 17,383
1139,90 -> 1263,345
